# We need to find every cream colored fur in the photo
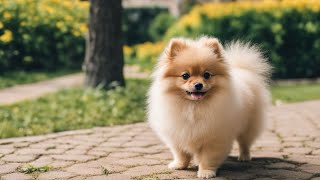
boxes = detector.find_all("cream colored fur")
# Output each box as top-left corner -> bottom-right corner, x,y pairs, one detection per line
147,37 -> 271,178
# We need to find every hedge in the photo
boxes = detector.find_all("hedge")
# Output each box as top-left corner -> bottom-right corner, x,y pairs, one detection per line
0,0 -> 172,72
0,0 -> 88,72
126,0 -> 320,79
123,7 -> 171,45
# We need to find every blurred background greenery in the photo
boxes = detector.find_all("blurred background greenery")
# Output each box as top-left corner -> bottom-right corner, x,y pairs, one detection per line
0,0 -> 319,138
1,0 -> 320,78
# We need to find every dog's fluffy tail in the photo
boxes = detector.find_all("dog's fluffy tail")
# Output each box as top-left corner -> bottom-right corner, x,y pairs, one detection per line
224,41 -> 272,81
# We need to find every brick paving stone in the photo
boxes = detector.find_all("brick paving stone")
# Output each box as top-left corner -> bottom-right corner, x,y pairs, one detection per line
143,152 -> 173,160
49,160 -> 74,168
0,163 -> 20,174
220,171 -> 256,179
87,150 -> 108,157
95,173 -> 132,180
50,154 -> 95,162
76,160 -> 128,173
312,149 -> 320,155
108,152 -> 141,158
122,164 -> 172,177
67,176 -> 84,180
283,147 -> 312,154
29,156 -> 53,167
37,171 -> 76,180
2,154 -> 37,162
298,164 -> 320,174
65,164 -> 103,176
0,101 -> 319,179
170,169 -> 197,179
1,173 -> 33,180
115,157 -> 161,167
65,149 -> 88,155
122,140 -> 158,148
265,162 -> 296,169
15,148 -> 47,155
260,169 -> 313,179
119,147 -> 162,154
0,148 -> 15,155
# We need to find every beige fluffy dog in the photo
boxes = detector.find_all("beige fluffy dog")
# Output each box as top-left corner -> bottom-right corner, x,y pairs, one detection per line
147,36 -> 271,178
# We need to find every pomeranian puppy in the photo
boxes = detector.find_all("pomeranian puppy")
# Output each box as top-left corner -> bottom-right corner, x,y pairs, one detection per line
147,36 -> 271,178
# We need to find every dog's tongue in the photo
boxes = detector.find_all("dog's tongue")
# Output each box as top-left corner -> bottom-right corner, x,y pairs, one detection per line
191,92 -> 204,100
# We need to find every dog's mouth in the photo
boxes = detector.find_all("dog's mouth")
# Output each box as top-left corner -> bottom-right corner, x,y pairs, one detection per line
186,91 -> 207,100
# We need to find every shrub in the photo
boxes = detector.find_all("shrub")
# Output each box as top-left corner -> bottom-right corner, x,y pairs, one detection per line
0,1 -> 171,72
126,0 -> 320,79
124,41 -> 165,72
148,12 -> 176,41
0,0 -> 88,72
123,7 -> 170,45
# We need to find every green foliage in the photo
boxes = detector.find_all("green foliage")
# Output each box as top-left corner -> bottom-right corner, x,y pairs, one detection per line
0,70 -> 77,89
0,79 -> 148,139
123,7 -> 170,45
271,83 -> 320,103
0,1 -> 172,72
164,2 -> 320,79
0,0 -> 88,72
17,164 -> 50,174
148,12 -> 176,41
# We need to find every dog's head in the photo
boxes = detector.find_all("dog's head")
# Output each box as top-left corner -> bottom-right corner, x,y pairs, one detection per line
159,37 -> 230,101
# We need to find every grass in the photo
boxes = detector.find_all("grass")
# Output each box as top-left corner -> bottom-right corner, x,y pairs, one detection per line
0,79 -> 319,139
0,69 -> 78,89
17,164 -> 50,174
0,79 -> 148,139
271,83 -> 320,103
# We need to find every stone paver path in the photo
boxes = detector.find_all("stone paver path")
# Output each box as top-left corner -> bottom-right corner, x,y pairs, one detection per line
0,100 -> 320,179
0,66 -> 149,105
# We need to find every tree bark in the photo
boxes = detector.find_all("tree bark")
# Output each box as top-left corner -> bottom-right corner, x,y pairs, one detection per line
84,0 -> 125,89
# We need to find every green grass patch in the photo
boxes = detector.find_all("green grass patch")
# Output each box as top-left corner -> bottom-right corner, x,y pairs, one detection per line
0,79 -> 148,139
17,164 -> 50,174
0,79 -> 319,139
0,69 -> 78,89
271,83 -> 320,103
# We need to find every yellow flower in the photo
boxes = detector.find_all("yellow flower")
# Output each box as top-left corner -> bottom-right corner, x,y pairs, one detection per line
43,6 -> 54,14
0,30 -> 13,43
123,45 -> 132,56
20,21 -> 27,26
72,30 -> 81,37
64,15 -> 73,21
79,24 -> 87,33
3,12 -> 12,20
56,21 -> 63,29
0,22 -> 3,29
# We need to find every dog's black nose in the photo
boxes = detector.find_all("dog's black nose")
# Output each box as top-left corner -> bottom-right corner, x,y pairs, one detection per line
195,83 -> 203,90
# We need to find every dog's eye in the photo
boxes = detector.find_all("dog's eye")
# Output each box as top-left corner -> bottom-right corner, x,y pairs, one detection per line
203,72 -> 211,80
182,73 -> 190,80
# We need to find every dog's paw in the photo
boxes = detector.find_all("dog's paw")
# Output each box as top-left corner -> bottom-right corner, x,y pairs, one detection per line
168,161 -> 188,170
197,169 -> 216,179
238,153 -> 251,161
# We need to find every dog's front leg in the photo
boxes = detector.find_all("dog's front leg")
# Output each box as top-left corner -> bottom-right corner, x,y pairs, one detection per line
195,142 -> 232,178
168,146 -> 191,170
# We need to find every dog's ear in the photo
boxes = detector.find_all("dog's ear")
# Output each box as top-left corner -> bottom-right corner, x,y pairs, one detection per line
201,37 -> 224,59
166,38 -> 187,60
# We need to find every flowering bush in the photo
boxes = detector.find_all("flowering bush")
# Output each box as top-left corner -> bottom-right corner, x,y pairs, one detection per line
126,0 -> 320,78
0,0 -> 88,72
124,41 -> 165,72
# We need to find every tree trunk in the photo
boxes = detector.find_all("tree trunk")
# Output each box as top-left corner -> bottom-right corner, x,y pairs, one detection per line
84,0 -> 125,89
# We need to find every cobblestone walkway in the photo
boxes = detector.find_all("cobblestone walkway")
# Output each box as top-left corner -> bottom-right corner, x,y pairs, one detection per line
0,66 -> 149,105
0,100 -> 320,180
